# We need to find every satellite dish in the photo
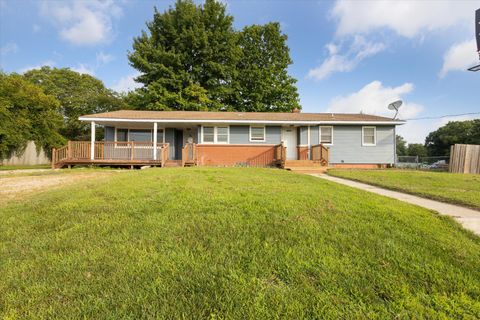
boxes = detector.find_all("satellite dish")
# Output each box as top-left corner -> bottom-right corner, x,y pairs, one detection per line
387,100 -> 402,119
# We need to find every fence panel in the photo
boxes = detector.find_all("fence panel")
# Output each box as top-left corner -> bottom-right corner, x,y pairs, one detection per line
449,144 -> 480,174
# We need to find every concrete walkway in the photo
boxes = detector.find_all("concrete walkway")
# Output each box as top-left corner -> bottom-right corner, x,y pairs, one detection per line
311,174 -> 480,236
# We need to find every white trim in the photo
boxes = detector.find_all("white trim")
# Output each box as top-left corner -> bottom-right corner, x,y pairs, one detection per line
90,121 -> 95,160
153,122 -> 157,160
319,126 -> 333,145
362,126 -> 377,146
79,117 -> 405,125
201,125 -> 230,144
249,125 -> 266,142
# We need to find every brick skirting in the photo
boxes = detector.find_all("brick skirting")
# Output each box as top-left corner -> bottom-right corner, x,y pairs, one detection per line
196,145 -> 276,166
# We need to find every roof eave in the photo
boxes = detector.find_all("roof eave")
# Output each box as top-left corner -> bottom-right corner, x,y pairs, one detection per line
78,116 -> 405,125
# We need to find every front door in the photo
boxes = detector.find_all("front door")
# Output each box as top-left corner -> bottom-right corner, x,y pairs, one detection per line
174,129 -> 183,160
282,128 -> 297,160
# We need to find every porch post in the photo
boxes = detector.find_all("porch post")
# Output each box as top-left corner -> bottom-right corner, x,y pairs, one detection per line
153,122 -> 158,160
90,121 -> 95,160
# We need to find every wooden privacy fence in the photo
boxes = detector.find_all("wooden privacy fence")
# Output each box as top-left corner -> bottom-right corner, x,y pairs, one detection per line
449,144 -> 480,174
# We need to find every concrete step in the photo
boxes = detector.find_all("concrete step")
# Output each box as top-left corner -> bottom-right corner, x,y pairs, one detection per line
164,160 -> 182,167
285,167 -> 329,174
284,160 -> 323,167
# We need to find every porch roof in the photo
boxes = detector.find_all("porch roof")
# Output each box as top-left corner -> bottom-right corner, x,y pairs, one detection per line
79,110 -> 405,125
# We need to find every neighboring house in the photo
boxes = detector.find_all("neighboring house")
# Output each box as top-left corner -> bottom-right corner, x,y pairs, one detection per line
51,110 -> 404,168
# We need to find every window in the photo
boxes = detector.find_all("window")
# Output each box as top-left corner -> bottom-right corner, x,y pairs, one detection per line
320,126 -> 333,144
202,126 -> 215,143
216,127 -> 229,143
362,126 -> 376,146
116,129 -> 128,142
202,126 -> 229,143
156,129 -> 164,143
129,129 -> 152,142
250,126 -> 266,142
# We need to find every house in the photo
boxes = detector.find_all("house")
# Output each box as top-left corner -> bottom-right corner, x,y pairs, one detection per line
51,110 -> 404,169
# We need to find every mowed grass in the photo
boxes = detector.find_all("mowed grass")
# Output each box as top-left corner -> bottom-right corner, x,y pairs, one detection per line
328,169 -> 480,210
1,168 -> 479,319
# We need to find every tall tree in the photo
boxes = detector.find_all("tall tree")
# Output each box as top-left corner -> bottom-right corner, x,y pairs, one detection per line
129,0 -> 239,110
396,135 -> 407,156
425,120 -> 480,156
407,143 -> 427,157
232,23 -> 300,112
128,0 -> 299,112
24,67 -> 125,140
0,73 -> 65,159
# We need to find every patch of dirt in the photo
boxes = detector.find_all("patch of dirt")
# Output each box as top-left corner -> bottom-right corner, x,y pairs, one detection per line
0,171 -> 117,203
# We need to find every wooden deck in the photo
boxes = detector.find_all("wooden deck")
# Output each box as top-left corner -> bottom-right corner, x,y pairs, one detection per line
52,141 -> 170,169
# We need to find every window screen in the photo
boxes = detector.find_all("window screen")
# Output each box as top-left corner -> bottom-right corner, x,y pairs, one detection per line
250,126 -> 265,141
320,127 -> 332,144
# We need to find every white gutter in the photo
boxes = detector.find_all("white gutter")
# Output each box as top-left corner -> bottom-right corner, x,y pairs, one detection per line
79,117 -> 405,125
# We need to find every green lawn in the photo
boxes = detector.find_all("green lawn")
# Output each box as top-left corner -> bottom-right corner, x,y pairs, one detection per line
0,164 -> 50,170
1,168 -> 479,318
328,169 -> 480,210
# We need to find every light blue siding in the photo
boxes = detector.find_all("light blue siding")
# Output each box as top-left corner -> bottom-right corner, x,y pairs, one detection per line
104,126 -> 115,141
165,128 -> 175,160
328,125 -> 395,164
298,127 -> 308,145
229,125 -> 281,144
310,126 -> 319,145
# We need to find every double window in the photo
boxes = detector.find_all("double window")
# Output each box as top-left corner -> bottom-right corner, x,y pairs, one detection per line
115,128 -> 164,143
319,126 -> 333,145
362,126 -> 376,146
202,126 -> 229,143
250,126 -> 266,142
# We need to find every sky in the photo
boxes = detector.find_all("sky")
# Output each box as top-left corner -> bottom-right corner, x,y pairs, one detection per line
1,0 -> 479,143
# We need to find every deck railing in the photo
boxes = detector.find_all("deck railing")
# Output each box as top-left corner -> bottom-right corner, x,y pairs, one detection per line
52,141 -> 169,168
311,144 -> 329,166
182,143 -> 197,167
274,143 -> 287,167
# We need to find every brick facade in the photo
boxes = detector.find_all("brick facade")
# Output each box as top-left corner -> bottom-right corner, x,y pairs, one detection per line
196,145 -> 276,166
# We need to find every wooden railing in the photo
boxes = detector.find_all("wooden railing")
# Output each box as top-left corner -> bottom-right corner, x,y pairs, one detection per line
52,141 -> 169,168
274,143 -> 286,167
182,143 -> 197,167
311,144 -> 329,166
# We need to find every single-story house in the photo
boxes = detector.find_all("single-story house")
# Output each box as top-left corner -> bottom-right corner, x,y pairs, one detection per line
51,110 -> 404,168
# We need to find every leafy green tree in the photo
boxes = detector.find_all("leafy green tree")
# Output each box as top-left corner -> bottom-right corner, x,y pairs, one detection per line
425,120 -> 480,156
128,0 -> 299,112
0,73 -> 65,159
232,23 -> 300,112
23,67 -> 125,140
407,143 -> 427,157
129,0 -> 239,110
396,135 -> 407,156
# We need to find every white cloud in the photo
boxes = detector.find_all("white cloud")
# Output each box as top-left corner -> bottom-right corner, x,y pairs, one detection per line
111,72 -> 143,93
19,60 -> 55,73
70,63 -> 95,76
1,42 -> 18,55
308,36 -> 386,80
439,39 -> 478,77
326,80 -> 426,142
326,81 -> 423,119
96,51 -> 114,65
331,0 -> 476,38
41,0 -> 123,45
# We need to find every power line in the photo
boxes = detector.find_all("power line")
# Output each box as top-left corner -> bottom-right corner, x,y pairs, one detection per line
403,112 -> 480,121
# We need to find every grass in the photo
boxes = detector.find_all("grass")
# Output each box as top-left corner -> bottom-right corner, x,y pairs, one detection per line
328,169 -> 480,210
1,168 -> 479,319
0,164 -> 50,170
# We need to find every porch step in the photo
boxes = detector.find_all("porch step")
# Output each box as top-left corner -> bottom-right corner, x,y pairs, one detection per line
164,160 -> 182,167
285,167 -> 330,174
284,160 -> 323,167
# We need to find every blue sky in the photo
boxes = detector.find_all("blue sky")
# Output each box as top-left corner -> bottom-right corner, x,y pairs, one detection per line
1,0 -> 479,143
